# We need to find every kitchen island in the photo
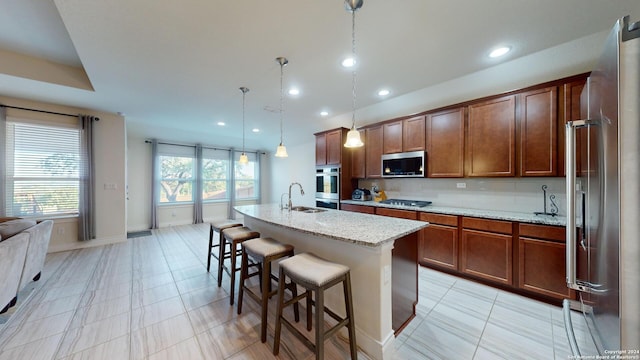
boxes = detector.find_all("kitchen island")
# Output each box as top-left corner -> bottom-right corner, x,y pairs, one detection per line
234,204 -> 428,360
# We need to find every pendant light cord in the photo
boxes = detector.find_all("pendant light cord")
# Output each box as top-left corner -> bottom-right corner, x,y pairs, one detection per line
242,90 -> 246,152
279,62 -> 284,144
351,9 -> 357,129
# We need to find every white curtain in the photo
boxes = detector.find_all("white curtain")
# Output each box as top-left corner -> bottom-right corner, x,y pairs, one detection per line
150,139 -> 159,229
194,144 -> 203,224
78,115 -> 97,241
0,106 -> 5,218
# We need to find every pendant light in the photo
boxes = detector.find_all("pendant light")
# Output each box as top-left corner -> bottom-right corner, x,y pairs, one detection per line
275,57 -> 289,158
344,0 -> 364,148
239,86 -> 249,164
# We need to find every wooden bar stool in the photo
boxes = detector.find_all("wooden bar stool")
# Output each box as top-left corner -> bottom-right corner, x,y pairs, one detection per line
219,226 -> 260,305
207,220 -> 242,272
237,237 -> 299,342
273,252 -> 357,359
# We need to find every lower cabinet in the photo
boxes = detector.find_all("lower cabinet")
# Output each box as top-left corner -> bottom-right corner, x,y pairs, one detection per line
419,213 -> 458,271
518,223 -> 574,299
340,203 -> 374,214
460,217 -> 513,286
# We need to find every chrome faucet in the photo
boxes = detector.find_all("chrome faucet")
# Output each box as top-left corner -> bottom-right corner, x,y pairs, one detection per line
288,182 -> 305,211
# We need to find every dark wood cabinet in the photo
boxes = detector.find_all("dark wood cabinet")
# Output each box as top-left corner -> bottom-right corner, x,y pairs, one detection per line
365,125 -> 383,178
460,217 -> 513,285
383,121 -> 403,154
315,128 -> 346,166
402,116 -> 426,152
340,203 -> 374,214
518,87 -> 558,176
467,95 -> 516,177
559,78 -> 587,176
349,141 -> 365,179
426,108 -> 465,178
518,223 -> 574,299
419,213 -> 458,270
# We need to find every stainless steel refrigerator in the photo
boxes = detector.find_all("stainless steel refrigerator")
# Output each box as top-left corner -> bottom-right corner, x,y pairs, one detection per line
564,15 -> 640,355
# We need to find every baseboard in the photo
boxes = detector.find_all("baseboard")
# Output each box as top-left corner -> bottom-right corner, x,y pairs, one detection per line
47,234 -> 127,253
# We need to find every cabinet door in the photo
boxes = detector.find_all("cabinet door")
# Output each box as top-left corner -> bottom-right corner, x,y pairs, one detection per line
519,237 -> 572,299
403,116 -> 425,152
326,129 -> 342,165
467,95 -> 516,177
519,87 -> 558,176
426,108 -> 465,178
365,126 -> 383,178
559,79 -> 587,176
420,224 -> 458,270
461,229 -> 513,285
350,142 -> 365,179
383,121 -> 403,154
315,133 -> 327,165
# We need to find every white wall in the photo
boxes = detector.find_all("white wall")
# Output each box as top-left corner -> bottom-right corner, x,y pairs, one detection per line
266,142 -> 316,208
0,95 -> 127,253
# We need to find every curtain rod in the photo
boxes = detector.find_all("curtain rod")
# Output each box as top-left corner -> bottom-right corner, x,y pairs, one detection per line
0,104 -> 100,121
144,140 -> 266,155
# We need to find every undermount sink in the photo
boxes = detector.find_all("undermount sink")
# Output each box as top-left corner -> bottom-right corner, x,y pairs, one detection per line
290,206 -> 327,213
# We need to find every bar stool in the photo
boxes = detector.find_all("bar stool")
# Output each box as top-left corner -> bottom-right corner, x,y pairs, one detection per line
207,220 -> 242,272
219,226 -> 260,305
237,237 -> 300,342
273,253 -> 357,359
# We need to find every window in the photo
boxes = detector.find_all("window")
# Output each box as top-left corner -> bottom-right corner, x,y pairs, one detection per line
158,155 -> 194,203
202,148 -> 230,201
4,121 -> 80,217
234,152 -> 258,200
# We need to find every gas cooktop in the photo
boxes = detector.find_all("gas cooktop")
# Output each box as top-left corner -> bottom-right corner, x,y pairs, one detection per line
379,199 -> 432,207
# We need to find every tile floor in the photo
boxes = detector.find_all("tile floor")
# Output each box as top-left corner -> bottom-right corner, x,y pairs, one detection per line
0,223 -> 594,359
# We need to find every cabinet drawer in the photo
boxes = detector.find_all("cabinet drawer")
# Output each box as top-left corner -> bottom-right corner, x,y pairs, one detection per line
376,207 -> 417,220
341,203 -> 375,214
462,217 -> 512,234
419,212 -> 458,227
519,223 -> 565,242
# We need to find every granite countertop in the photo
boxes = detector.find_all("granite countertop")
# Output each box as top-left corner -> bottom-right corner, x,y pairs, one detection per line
234,204 -> 428,248
340,200 -> 567,227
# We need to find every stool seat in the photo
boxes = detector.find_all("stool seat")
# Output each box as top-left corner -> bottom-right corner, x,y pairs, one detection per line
208,220 -> 242,273
223,227 -> 260,242
243,237 -> 294,258
280,252 -> 349,288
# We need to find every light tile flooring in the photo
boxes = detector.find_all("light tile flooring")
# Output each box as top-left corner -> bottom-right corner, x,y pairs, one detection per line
0,224 -> 594,360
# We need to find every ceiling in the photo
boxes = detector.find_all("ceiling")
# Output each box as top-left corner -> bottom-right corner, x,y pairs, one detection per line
1,0 -> 639,152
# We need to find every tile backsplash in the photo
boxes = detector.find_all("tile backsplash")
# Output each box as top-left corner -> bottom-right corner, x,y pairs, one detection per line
358,177 -> 566,216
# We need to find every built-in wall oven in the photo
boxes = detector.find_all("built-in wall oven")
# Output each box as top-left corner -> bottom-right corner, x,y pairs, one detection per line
315,166 -> 340,209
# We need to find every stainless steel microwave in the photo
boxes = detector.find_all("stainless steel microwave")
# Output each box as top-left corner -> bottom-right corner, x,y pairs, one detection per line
381,151 -> 426,178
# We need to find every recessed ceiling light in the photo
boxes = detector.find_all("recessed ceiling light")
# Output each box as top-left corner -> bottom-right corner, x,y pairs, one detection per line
217,121 -> 225,126
378,89 -> 390,96
288,88 -> 300,96
342,57 -> 356,68
252,128 -> 260,133
489,46 -> 511,58
320,111 -> 329,117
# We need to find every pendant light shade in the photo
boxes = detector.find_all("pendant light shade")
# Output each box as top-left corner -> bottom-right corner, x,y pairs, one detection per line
239,86 -> 249,165
344,0 -> 364,148
275,57 -> 289,158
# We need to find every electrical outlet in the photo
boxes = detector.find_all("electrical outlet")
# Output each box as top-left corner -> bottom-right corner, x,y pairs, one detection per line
456,182 -> 467,189
56,227 -> 65,235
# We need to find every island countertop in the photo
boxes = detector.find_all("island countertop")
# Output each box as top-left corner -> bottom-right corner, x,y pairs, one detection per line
234,204 -> 428,248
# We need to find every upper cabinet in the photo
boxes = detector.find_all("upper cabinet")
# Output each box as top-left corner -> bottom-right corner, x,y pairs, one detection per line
350,136 -> 366,179
315,128 -> 346,166
383,116 -> 425,154
467,95 -> 516,177
365,125 -> 383,178
518,86 -> 558,177
559,78 -> 587,176
426,108 -> 465,178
